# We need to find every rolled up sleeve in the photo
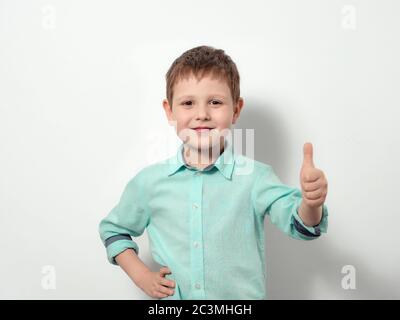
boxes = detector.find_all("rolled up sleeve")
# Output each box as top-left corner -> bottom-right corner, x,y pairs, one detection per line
252,164 -> 328,240
98,170 -> 150,265
292,200 -> 328,240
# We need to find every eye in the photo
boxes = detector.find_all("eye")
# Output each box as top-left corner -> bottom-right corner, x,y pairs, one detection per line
210,100 -> 222,106
181,101 -> 193,107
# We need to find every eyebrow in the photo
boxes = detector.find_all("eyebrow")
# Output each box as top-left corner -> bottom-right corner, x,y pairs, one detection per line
177,94 -> 227,101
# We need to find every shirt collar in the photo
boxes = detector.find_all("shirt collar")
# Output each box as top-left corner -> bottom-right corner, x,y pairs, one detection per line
167,140 -> 235,180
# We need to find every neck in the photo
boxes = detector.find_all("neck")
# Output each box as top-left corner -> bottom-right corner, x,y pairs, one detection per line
183,141 -> 226,170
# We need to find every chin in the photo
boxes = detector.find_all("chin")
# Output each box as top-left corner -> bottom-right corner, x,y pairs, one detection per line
185,136 -> 225,151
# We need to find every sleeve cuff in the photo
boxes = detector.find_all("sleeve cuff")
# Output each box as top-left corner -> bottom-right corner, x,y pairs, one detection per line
105,239 -> 139,265
292,200 -> 329,239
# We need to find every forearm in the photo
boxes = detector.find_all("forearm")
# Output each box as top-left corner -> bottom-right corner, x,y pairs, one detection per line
298,200 -> 323,227
115,248 -> 151,289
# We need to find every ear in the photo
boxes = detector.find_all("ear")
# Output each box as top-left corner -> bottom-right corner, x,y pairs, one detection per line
232,97 -> 244,125
162,98 -> 175,124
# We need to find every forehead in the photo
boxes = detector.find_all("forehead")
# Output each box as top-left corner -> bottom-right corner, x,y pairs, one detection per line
174,73 -> 230,98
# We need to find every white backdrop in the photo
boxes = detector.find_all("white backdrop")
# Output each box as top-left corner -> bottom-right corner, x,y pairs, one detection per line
1,0 -> 399,299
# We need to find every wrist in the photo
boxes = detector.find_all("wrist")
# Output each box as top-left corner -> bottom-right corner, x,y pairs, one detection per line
298,200 -> 323,227
132,267 -> 151,287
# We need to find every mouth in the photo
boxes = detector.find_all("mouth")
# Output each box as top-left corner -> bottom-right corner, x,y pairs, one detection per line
192,127 -> 214,132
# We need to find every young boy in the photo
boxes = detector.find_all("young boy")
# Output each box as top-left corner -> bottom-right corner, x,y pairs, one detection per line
98,45 -> 329,300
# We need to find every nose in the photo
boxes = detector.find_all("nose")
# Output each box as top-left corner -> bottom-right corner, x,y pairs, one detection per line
196,103 -> 211,120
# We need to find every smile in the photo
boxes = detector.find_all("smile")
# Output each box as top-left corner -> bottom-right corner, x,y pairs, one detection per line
192,127 -> 214,132
194,128 -> 211,132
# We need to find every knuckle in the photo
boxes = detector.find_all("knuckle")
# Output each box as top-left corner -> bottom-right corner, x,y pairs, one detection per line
157,290 -> 164,296
312,192 -> 318,200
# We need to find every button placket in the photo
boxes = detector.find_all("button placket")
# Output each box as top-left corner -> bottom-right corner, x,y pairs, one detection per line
189,170 -> 206,299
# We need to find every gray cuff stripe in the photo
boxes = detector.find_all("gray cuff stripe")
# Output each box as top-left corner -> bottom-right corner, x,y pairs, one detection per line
104,234 -> 132,247
293,218 -> 321,237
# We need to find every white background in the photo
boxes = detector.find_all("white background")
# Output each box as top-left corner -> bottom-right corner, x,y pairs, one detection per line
1,0 -> 399,299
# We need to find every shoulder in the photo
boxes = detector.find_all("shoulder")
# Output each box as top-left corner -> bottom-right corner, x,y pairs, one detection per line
233,152 -> 274,178
126,156 -> 173,185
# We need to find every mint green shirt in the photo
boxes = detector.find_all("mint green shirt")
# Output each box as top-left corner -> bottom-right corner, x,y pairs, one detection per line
98,141 -> 328,300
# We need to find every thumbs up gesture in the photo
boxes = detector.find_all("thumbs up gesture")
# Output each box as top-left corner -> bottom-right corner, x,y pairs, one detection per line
300,142 -> 328,209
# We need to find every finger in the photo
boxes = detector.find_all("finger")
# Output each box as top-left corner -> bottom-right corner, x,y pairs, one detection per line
302,142 -> 315,168
159,266 -> 172,277
155,291 -> 168,299
301,177 -> 323,192
302,197 -> 324,207
303,188 -> 326,200
301,168 -> 322,183
159,277 -> 176,288
157,284 -> 175,296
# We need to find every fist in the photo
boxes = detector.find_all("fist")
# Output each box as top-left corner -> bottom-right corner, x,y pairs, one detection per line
138,266 -> 176,299
300,142 -> 328,208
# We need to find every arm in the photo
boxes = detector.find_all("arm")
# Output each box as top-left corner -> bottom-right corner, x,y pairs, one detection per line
115,249 -> 176,299
99,171 -> 150,265
252,164 -> 328,240
99,172 -> 176,299
298,200 -> 323,227
115,248 -> 151,290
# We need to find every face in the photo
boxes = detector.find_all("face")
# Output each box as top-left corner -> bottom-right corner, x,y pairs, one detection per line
163,73 -> 244,153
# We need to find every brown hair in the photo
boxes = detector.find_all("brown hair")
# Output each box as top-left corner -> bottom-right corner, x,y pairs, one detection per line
165,45 -> 240,106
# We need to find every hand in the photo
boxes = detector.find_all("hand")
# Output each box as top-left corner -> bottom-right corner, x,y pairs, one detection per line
137,266 -> 176,299
300,142 -> 328,208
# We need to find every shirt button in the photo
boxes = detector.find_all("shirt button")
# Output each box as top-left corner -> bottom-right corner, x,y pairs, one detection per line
195,283 -> 201,289
194,171 -> 201,176
192,203 -> 198,209
193,241 -> 199,248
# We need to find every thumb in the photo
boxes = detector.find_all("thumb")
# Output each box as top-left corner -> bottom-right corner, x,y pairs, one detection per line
159,266 -> 172,277
302,142 -> 315,168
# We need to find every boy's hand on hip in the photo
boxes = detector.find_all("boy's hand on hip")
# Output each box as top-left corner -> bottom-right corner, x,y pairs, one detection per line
138,266 -> 176,299
300,142 -> 328,209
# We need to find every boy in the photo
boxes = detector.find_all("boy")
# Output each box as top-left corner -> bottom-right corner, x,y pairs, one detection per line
98,45 -> 329,300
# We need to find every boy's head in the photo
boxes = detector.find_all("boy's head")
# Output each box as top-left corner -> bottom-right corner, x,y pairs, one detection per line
162,45 -> 244,151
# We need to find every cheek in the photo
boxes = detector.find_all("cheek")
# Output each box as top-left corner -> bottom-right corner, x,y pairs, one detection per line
214,110 -> 233,128
174,114 -> 192,131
